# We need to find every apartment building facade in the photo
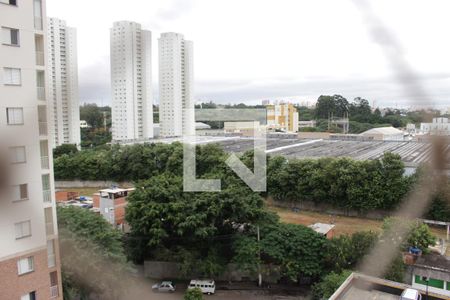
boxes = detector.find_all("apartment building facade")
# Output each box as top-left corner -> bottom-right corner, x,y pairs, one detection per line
158,32 -> 195,137
110,21 -> 153,143
420,117 -> 450,135
266,103 -> 299,133
47,17 -> 80,148
0,0 -> 62,299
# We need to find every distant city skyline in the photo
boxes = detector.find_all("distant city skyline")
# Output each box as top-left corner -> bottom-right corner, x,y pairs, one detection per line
47,0 -> 450,107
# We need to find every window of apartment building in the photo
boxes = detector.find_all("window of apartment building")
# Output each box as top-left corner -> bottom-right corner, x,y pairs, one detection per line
9,146 -> 26,164
47,239 -> 56,268
20,292 -> 36,300
15,220 -> 31,239
3,67 -> 21,85
45,207 -> 54,235
17,257 -> 34,275
2,27 -> 19,46
0,0 -> 17,5
11,184 -> 28,201
6,107 -> 24,125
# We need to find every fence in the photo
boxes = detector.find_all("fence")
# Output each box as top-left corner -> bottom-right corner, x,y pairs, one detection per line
144,261 -> 282,283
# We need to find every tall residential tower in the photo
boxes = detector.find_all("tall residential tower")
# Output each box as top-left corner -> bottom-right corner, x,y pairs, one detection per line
47,17 -> 80,148
0,0 -> 62,298
159,32 -> 195,137
110,21 -> 153,142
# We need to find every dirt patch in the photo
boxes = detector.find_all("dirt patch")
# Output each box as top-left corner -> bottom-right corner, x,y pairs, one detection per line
56,187 -> 102,197
269,205 -> 449,240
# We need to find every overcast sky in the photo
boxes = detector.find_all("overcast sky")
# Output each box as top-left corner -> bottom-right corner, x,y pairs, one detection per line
46,0 -> 450,108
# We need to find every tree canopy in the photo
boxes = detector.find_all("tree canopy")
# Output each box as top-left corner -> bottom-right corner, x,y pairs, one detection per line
53,143 -> 78,159
57,206 -> 129,299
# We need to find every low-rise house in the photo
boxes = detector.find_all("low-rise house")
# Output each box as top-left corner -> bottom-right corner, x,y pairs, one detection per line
224,121 -> 262,137
360,127 -> 405,141
308,223 -> 335,239
330,272 -> 446,300
409,254 -> 450,298
420,118 -> 450,135
55,190 -> 79,202
93,187 -> 134,231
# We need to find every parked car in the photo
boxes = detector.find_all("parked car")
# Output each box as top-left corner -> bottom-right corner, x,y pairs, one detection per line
400,288 -> 422,300
188,279 -> 215,295
152,281 -> 176,293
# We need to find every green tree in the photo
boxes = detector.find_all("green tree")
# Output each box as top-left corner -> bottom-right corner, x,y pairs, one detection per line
125,172 -> 268,271
312,270 -> 351,300
57,206 -> 129,299
384,254 -> 405,283
80,103 -> 109,128
315,95 -> 349,119
53,144 -> 78,159
325,231 -> 378,272
427,189 -> 450,222
259,223 -> 328,281
184,288 -> 203,300
349,97 -> 372,123
382,217 -> 437,252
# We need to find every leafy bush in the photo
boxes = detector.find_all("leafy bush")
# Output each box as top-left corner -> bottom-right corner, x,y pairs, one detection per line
184,288 -> 203,300
382,217 -> 437,252
326,231 -> 378,272
268,152 -> 411,211
312,270 -> 351,300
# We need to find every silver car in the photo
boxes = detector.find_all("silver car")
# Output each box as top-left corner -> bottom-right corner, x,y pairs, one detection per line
152,281 -> 176,293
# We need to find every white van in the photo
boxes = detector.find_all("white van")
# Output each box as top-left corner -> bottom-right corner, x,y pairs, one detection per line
188,279 -> 216,295
400,288 -> 422,300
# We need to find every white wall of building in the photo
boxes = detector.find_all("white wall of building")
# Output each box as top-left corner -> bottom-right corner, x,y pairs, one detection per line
420,117 -> 450,135
159,32 -> 194,137
47,18 -> 80,148
412,281 -> 450,298
0,0 -> 58,261
110,21 -> 153,142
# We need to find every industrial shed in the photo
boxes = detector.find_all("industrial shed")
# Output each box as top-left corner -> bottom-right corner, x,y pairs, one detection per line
360,127 -> 405,141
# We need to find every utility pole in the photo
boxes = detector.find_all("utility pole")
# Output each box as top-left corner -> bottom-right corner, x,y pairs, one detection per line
257,225 -> 262,287
103,111 -> 107,131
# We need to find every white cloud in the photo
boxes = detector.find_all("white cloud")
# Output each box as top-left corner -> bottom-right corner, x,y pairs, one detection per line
47,0 -> 450,107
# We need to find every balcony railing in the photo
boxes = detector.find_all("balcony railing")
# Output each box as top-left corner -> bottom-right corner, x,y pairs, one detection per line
46,222 -> 54,235
34,17 -> 43,30
50,285 -> 59,298
37,87 -> 45,100
43,189 -> 51,203
48,254 -> 56,268
36,51 -> 44,66
39,122 -> 48,136
41,156 -> 49,169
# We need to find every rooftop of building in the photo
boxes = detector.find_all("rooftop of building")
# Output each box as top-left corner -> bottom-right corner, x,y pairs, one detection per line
308,223 -> 335,235
413,253 -> 450,282
330,272 -> 446,300
114,135 -> 440,168
361,126 -> 404,135
213,137 -> 433,167
415,253 -> 450,272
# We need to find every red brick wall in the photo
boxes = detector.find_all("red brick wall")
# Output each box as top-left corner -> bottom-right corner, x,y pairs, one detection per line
93,193 -> 100,208
114,197 -> 127,225
0,247 -> 62,300
55,191 -> 79,202
326,229 -> 335,239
